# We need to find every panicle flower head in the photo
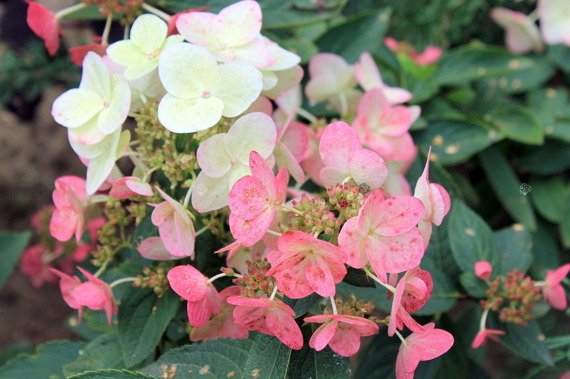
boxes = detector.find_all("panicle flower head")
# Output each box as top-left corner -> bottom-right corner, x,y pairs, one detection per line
282,194 -> 341,236
327,183 -> 366,221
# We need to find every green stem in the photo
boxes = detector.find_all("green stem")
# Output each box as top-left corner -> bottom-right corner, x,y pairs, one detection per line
110,277 -> 137,288
55,3 -> 87,20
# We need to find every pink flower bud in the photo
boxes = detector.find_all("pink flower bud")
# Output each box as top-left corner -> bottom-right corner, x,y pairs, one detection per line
475,261 -> 493,280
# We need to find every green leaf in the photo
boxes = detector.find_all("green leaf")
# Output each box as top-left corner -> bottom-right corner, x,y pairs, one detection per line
529,177 -> 568,223
547,44 -> 570,74
529,223 -> 560,277
485,105 -> 544,145
416,120 -> 502,166
63,333 -> 124,376
354,331 -> 399,379
243,333 -> 292,378
283,293 -> 322,318
421,218 -> 460,278
0,231 -> 31,287
478,55 -> 555,95
287,325 -> 351,379
561,193 -> 570,248
434,44 -> 539,86
459,272 -> 487,298
493,226 -> 533,276
448,200 -> 497,272
141,338 -> 252,378
0,340 -> 85,379
342,267 -> 376,288
118,288 -> 180,367
479,147 -> 537,231
527,87 -> 570,143
498,320 -> 554,366
316,8 -> 391,62
518,141 -> 570,175
68,369 -> 153,378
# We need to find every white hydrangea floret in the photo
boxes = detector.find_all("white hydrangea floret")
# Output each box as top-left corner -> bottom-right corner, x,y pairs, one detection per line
107,14 -> 183,81
157,42 -> 263,133
52,52 -> 131,145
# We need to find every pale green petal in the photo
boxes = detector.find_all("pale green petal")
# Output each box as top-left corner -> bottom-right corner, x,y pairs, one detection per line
85,130 -> 122,194
158,43 -> 217,99
131,14 -> 167,54
107,41 -> 147,68
211,61 -> 262,117
52,88 -> 103,128
97,82 -> 131,134
80,52 -> 111,100
68,116 -> 106,145
157,94 -> 223,133
196,133 -> 231,178
191,172 -> 231,213
225,112 -> 276,164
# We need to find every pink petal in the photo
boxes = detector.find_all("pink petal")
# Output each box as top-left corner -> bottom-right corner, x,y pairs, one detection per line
545,284 -> 568,310
361,194 -> 425,237
138,237 -> 181,260
50,208 -> 79,242
280,122 -> 309,162
546,263 -> 570,287
407,327 -> 454,361
355,52 -> 383,91
167,265 -> 208,302
229,209 -> 275,247
26,1 -> 60,56
388,274 -> 406,336
265,306 -> 303,350
328,326 -> 362,357
305,256 -> 336,297
374,228 -> 425,275
275,143 -> 305,184
308,320 -> 338,351
72,282 -> 106,309
338,217 -> 369,269
228,176 -> 270,220
474,261 -> 493,281
319,121 -> 362,167
347,149 -> 387,189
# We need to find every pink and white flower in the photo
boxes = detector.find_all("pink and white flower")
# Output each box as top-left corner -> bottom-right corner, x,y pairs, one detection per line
227,295 -> 303,350
304,314 -> 379,357
266,231 -> 347,298
538,0 -> 570,46
396,323 -> 454,378
319,121 -> 387,189
168,265 -> 222,327
192,112 -> 277,212
355,52 -> 412,104
228,151 -> 288,247
338,190 -> 425,282
413,152 -> 451,246
151,189 -> 196,259
50,176 -> 88,242
491,8 -> 544,54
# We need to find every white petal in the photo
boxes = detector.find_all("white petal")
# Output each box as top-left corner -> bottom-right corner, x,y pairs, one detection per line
52,89 -> 103,128
107,41 -> 147,70
80,52 -> 111,99
176,12 -> 222,52
196,133 -> 231,178
69,128 -> 106,159
261,71 -> 278,91
263,38 -> 301,71
131,14 -> 168,54
97,82 -> 131,134
225,112 -> 277,163
158,43 -> 217,99
211,61 -> 263,117
85,130 -> 122,194
191,172 -> 231,213
68,116 -> 106,145
217,0 -> 262,47
158,94 -> 223,133
263,66 -> 303,100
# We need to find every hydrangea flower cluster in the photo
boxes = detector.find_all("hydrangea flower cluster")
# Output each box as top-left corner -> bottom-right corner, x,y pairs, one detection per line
27,1 -> 541,377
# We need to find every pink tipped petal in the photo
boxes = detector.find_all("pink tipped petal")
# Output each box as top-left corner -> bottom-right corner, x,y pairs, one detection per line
138,237 -> 181,260
383,86 -> 413,105
355,52 -> 383,91
347,149 -> 387,189
546,263 -> 570,286
319,121 -> 362,167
